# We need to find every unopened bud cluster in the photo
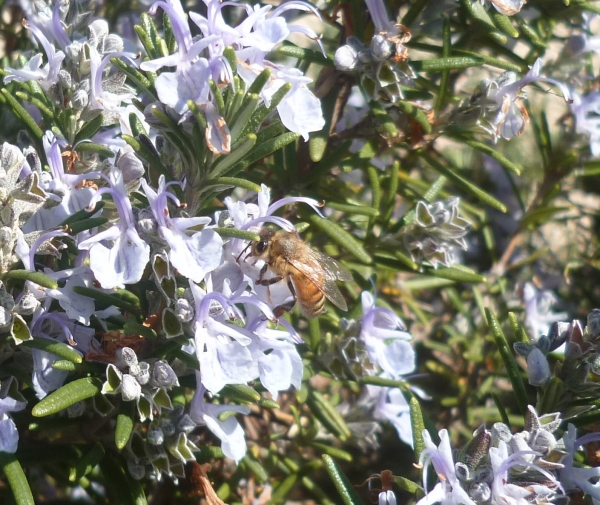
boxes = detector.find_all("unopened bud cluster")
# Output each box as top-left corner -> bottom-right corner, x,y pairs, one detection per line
334,26 -> 413,104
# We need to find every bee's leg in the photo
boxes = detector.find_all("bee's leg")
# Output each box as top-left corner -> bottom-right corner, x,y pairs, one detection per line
257,266 -> 283,304
273,280 -> 297,318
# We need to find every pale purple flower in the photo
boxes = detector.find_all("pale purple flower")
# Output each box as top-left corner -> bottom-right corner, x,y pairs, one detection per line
459,59 -> 571,141
189,0 -> 322,69
245,317 -> 303,399
88,46 -> 137,112
140,176 -> 223,283
237,63 -> 325,140
371,386 -> 413,447
0,378 -> 26,454
42,267 -> 100,325
379,490 -> 397,505
15,228 -> 68,272
189,371 -> 250,462
490,440 -> 561,505
30,312 -> 89,399
190,282 -> 257,394
223,183 -> 323,261
523,282 -> 568,340
3,20 -> 65,90
360,292 -> 414,378
23,131 -> 100,233
417,429 -> 476,505
490,60 -> 571,140
144,0 -> 325,139
560,424 -> 600,504
140,0 -> 220,114
78,169 -> 150,289
571,91 -> 600,157
365,0 -> 399,34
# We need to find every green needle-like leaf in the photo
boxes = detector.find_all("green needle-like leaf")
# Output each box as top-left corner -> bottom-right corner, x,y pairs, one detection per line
5,270 -> 59,289
75,113 -> 104,143
306,390 -> 352,441
75,142 -> 115,158
209,134 -> 257,178
72,286 -> 143,316
115,400 -> 136,449
1,88 -> 44,141
485,308 -> 529,416
0,454 -> 35,505
308,215 -> 372,264
70,443 -> 105,482
220,384 -> 262,403
32,377 -> 103,417
67,217 -> 109,235
323,455 -> 364,505
410,397 -> 426,463
22,338 -> 83,363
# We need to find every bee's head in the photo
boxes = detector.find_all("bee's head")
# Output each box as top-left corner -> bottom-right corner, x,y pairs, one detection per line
250,228 -> 276,259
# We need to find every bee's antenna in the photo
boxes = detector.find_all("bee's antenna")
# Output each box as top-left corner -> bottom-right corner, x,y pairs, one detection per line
236,242 -> 253,264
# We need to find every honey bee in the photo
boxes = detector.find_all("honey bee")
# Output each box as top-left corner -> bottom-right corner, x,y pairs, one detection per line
245,228 -> 353,318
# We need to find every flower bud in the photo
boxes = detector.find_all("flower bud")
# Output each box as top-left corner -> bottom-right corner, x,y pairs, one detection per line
151,361 -> 179,389
127,459 -> 145,480
371,34 -> 392,61
65,41 -> 82,62
117,347 -> 138,369
178,414 -> 195,434
71,89 -> 89,110
160,420 -> 176,436
175,298 -> 193,323
121,374 -> 142,401
587,309 -> 600,338
103,34 -> 124,54
147,425 -> 165,445
334,44 -> 360,71
527,347 -> 550,386
58,70 -> 72,89
116,146 -> 144,182
469,482 -> 491,502
135,362 -> 150,385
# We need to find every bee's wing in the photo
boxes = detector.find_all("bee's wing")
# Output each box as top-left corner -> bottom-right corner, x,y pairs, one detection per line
288,249 -> 352,311
318,253 -> 354,282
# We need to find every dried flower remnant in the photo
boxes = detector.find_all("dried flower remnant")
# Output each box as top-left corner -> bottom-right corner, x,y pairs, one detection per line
401,198 -> 470,268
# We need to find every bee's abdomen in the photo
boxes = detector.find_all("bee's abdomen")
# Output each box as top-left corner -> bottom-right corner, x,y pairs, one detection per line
295,273 -> 325,318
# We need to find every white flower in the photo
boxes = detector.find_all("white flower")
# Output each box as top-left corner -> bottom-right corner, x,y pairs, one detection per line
560,424 -> 600,503
523,283 -> 568,340
360,291 -> 414,378
417,429 -> 476,505
140,176 -> 223,283
371,386 -> 413,447
78,169 -> 150,289
0,378 -> 26,454
190,372 -> 250,462
571,91 -> 600,157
